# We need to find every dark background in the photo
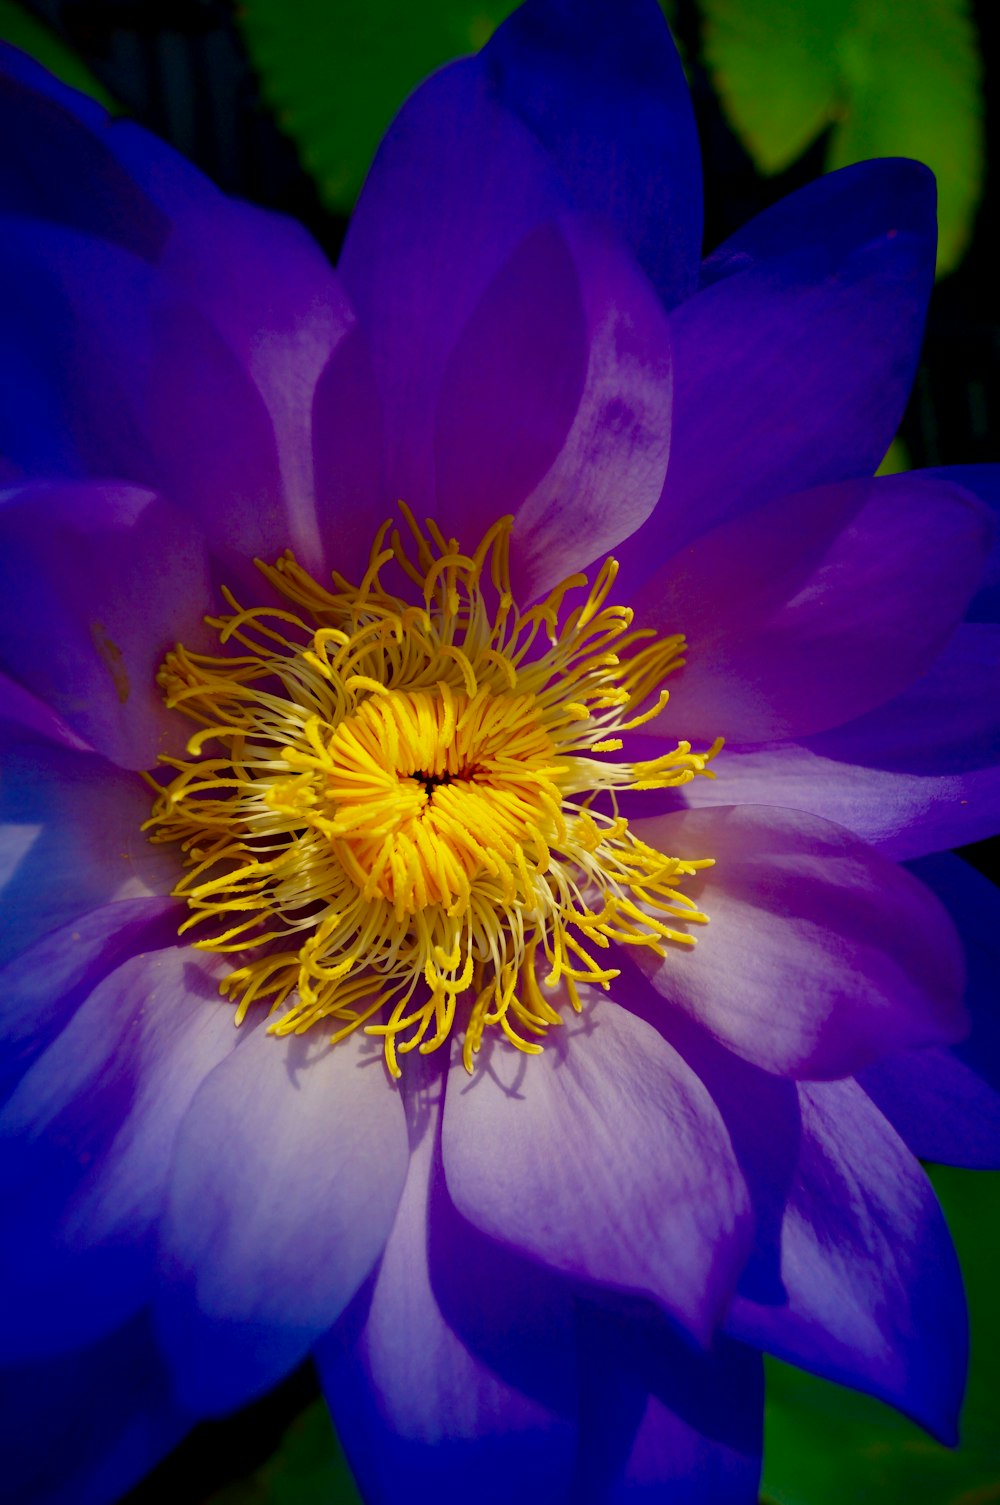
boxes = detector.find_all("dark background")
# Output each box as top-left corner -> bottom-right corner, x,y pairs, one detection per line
10,1 -> 998,1498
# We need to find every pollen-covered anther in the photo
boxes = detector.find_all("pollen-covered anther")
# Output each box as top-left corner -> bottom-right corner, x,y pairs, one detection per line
144,507 -> 722,1076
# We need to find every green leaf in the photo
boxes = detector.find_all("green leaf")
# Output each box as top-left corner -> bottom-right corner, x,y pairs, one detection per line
762,1168 -> 1000,1504
702,0 -> 984,276
238,0 -> 522,213
0,0 -> 117,110
206,1400 -> 361,1505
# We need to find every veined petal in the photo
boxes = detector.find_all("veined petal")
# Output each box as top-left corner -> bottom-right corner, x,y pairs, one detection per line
629,806 -> 967,1078
441,993 -> 751,1342
574,1303 -> 763,1503
317,1060 -> 578,1505
507,218 -> 673,598
432,221 -> 588,555
0,481 -> 214,769
0,946 -> 237,1362
858,854 -> 1000,1168
727,1080 -> 967,1443
156,1024 -> 408,1416
630,472 -> 992,741
434,215 -> 672,596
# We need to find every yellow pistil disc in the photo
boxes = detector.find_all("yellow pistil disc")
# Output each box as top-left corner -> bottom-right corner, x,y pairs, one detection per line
144,507 -> 722,1076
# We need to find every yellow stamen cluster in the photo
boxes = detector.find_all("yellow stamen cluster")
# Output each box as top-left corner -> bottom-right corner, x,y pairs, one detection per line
145,508 -> 721,1075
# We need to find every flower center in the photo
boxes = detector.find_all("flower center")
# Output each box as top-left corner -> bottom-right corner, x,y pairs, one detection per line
314,687 -> 557,914
145,508 -> 722,1076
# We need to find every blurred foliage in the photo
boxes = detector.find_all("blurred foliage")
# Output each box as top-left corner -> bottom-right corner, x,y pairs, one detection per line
701,0 -> 984,278
238,0 -> 521,212
205,1399 -> 361,1505
762,1167 -> 1000,1504
0,0 -> 116,108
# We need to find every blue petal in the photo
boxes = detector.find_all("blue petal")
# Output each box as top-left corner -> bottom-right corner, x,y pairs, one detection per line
0,1311 -> 187,1505
482,0 -> 701,308
0,733 -> 175,968
317,1059 -> 578,1504
727,1080 -> 967,1444
681,625 -> 1000,860
339,0 -> 690,518
0,898 -> 178,1104
155,1024 -> 408,1416
919,465 -> 1000,623
442,994 -> 751,1344
573,1302 -> 763,1503
617,159 -> 937,581
858,853 -> 1000,1168
0,945 -> 236,1363
0,481 -> 216,769
0,44 -> 167,258
434,215 -> 673,600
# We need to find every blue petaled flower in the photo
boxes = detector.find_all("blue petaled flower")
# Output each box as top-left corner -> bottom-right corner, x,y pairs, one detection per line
2,2 -> 999,1502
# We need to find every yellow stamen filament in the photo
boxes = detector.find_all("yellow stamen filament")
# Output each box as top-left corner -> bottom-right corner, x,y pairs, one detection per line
144,508 -> 722,1075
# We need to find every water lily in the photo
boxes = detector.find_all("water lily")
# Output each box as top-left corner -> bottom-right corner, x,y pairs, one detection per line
1,2 -> 999,1503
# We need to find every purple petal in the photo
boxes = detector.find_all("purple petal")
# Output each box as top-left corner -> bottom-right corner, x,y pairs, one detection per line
434,215 -> 672,596
0,898 -> 179,1104
629,805 -> 967,1077
0,668 -> 91,748
857,854 -> 1000,1168
310,321 -> 385,586
0,946 -> 236,1362
482,0 -> 702,308
616,160 -> 937,580
154,200 -> 380,580
433,221 -> 588,551
683,625 -> 1000,860
0,481 -> 215,768
927,465 -> 1000,622
630,472 -> 991,741
317,1060 -> 578,1504
0,215 -> 162,480
339,59 -> 572,510
629,999 -> 803,1311
0,216 -> 355,592
0,214 -> 376,594
156,1025 -> 408,1415
574,1303 -> 763,1503
0,733 -> 177,968
0,1310 -> 188,1505
507,218 -> 673,598
1,46 -> 371,545
441,993 -> 751,1342
727,1080 -> 967,1442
